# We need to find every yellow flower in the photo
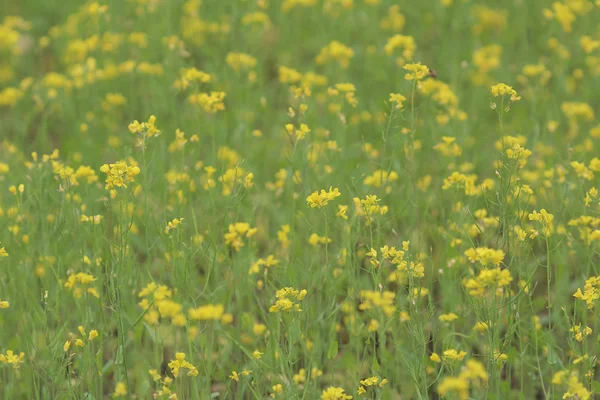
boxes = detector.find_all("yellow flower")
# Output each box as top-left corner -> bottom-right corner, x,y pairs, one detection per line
99,161 -> 140,190
321,386 -> 353,399
128,115 -> 161,137
164,217 -> 184,234
88,330 -> 98,341
443,349 -> 467,361
306,187 -> 341,208
168,352 -> 198,377
112,382 -> 127,398
336,205 -> 348,219
389,93 -> 406,109
403,63 -> 429,81
430,353 -> 441,363
269,287 -> 307,312
490,83 -> 521,102
439,313 -> 458,322
0,350 -> 25,368
251,349 -> 263,359
188,304 -> 225,321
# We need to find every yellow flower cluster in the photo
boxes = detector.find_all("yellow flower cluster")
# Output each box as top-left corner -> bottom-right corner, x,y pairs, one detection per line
384,35 -> 416,65
463,268 -> 513,297
164,217 -> 184,234
128,115 -> 161,137
188,304 -> 228,321
188,91 -> 226,113
315,40 -> 354,68
573,276 -> 600,309
168,352 -> 199,377
358,290 -> 396,317
99,161 -> 140,190
552,370 -> 591,400
357,376 -> 387,395
64,272 -> 99,298
224,222 -> 258,251
437,360 -> 488,399
0,350 -> 25,369
64,325 -> 99,352
269,287 -> 307,312
306,187 -> 341,208
490,83 -> 521,102
464,247 -> 505,267
403,62 -> 429,81
138,282 -> 186,326
321,386 -> 353,400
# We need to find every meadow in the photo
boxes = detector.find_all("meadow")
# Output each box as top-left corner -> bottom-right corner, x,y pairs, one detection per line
1,0 -> 600,398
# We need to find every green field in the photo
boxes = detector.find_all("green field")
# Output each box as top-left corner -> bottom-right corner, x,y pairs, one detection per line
1,0 -> 600,398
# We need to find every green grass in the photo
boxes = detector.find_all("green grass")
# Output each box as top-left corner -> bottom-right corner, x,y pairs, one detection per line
1,0 -> 600,399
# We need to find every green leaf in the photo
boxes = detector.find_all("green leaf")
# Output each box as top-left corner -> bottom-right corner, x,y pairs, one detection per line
547,345 -> 558,365
115,344 -> 124,365
371,353 -> 380,372
327,340 -> 338,360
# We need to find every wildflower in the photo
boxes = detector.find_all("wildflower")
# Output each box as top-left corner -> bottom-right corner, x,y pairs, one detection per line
99,161 -> 140,190
439,313 -> 458,322
112,382 -> 127,398
270,384 -> 283,397
251,349 -> 263,359
188,304 -> 225,321
128,115 -> 161,137
306,187 -> 341,208
490,83 -> 520,102
64,272 -> 99,298
473,321 -> 490,333
168,352 -> 198,377
251,322 -> 266,336
389,93 -> 406,109
336,205 -> 348,219
357,376 -> 387,395
438,360 -> 488,399
269,287 -> 307,312
359,290 -> 396,316
363,170 -> 398,188
443,349 -> 467,361
573,276 -> 600,309
226,52 -> 257,72
552,370 -> 591,400
285,123 -> 311,141
315,41 -> 354,68
321,387 -> 353,400
0,350 -> 25,369
80,214 -> 103,224
403,63 -> 429,81
494,351 -> 508,364
385,35 -> 416,64
164,218 -> 184,234
88,330 -> 98,341
0,247 -> 7,257
224,222 -> 258,251
430,353 -> 441,363
464,247 -> 505,267
188,91 -> 227,113
528,209 -> 554,234
463,268 -> 513,297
